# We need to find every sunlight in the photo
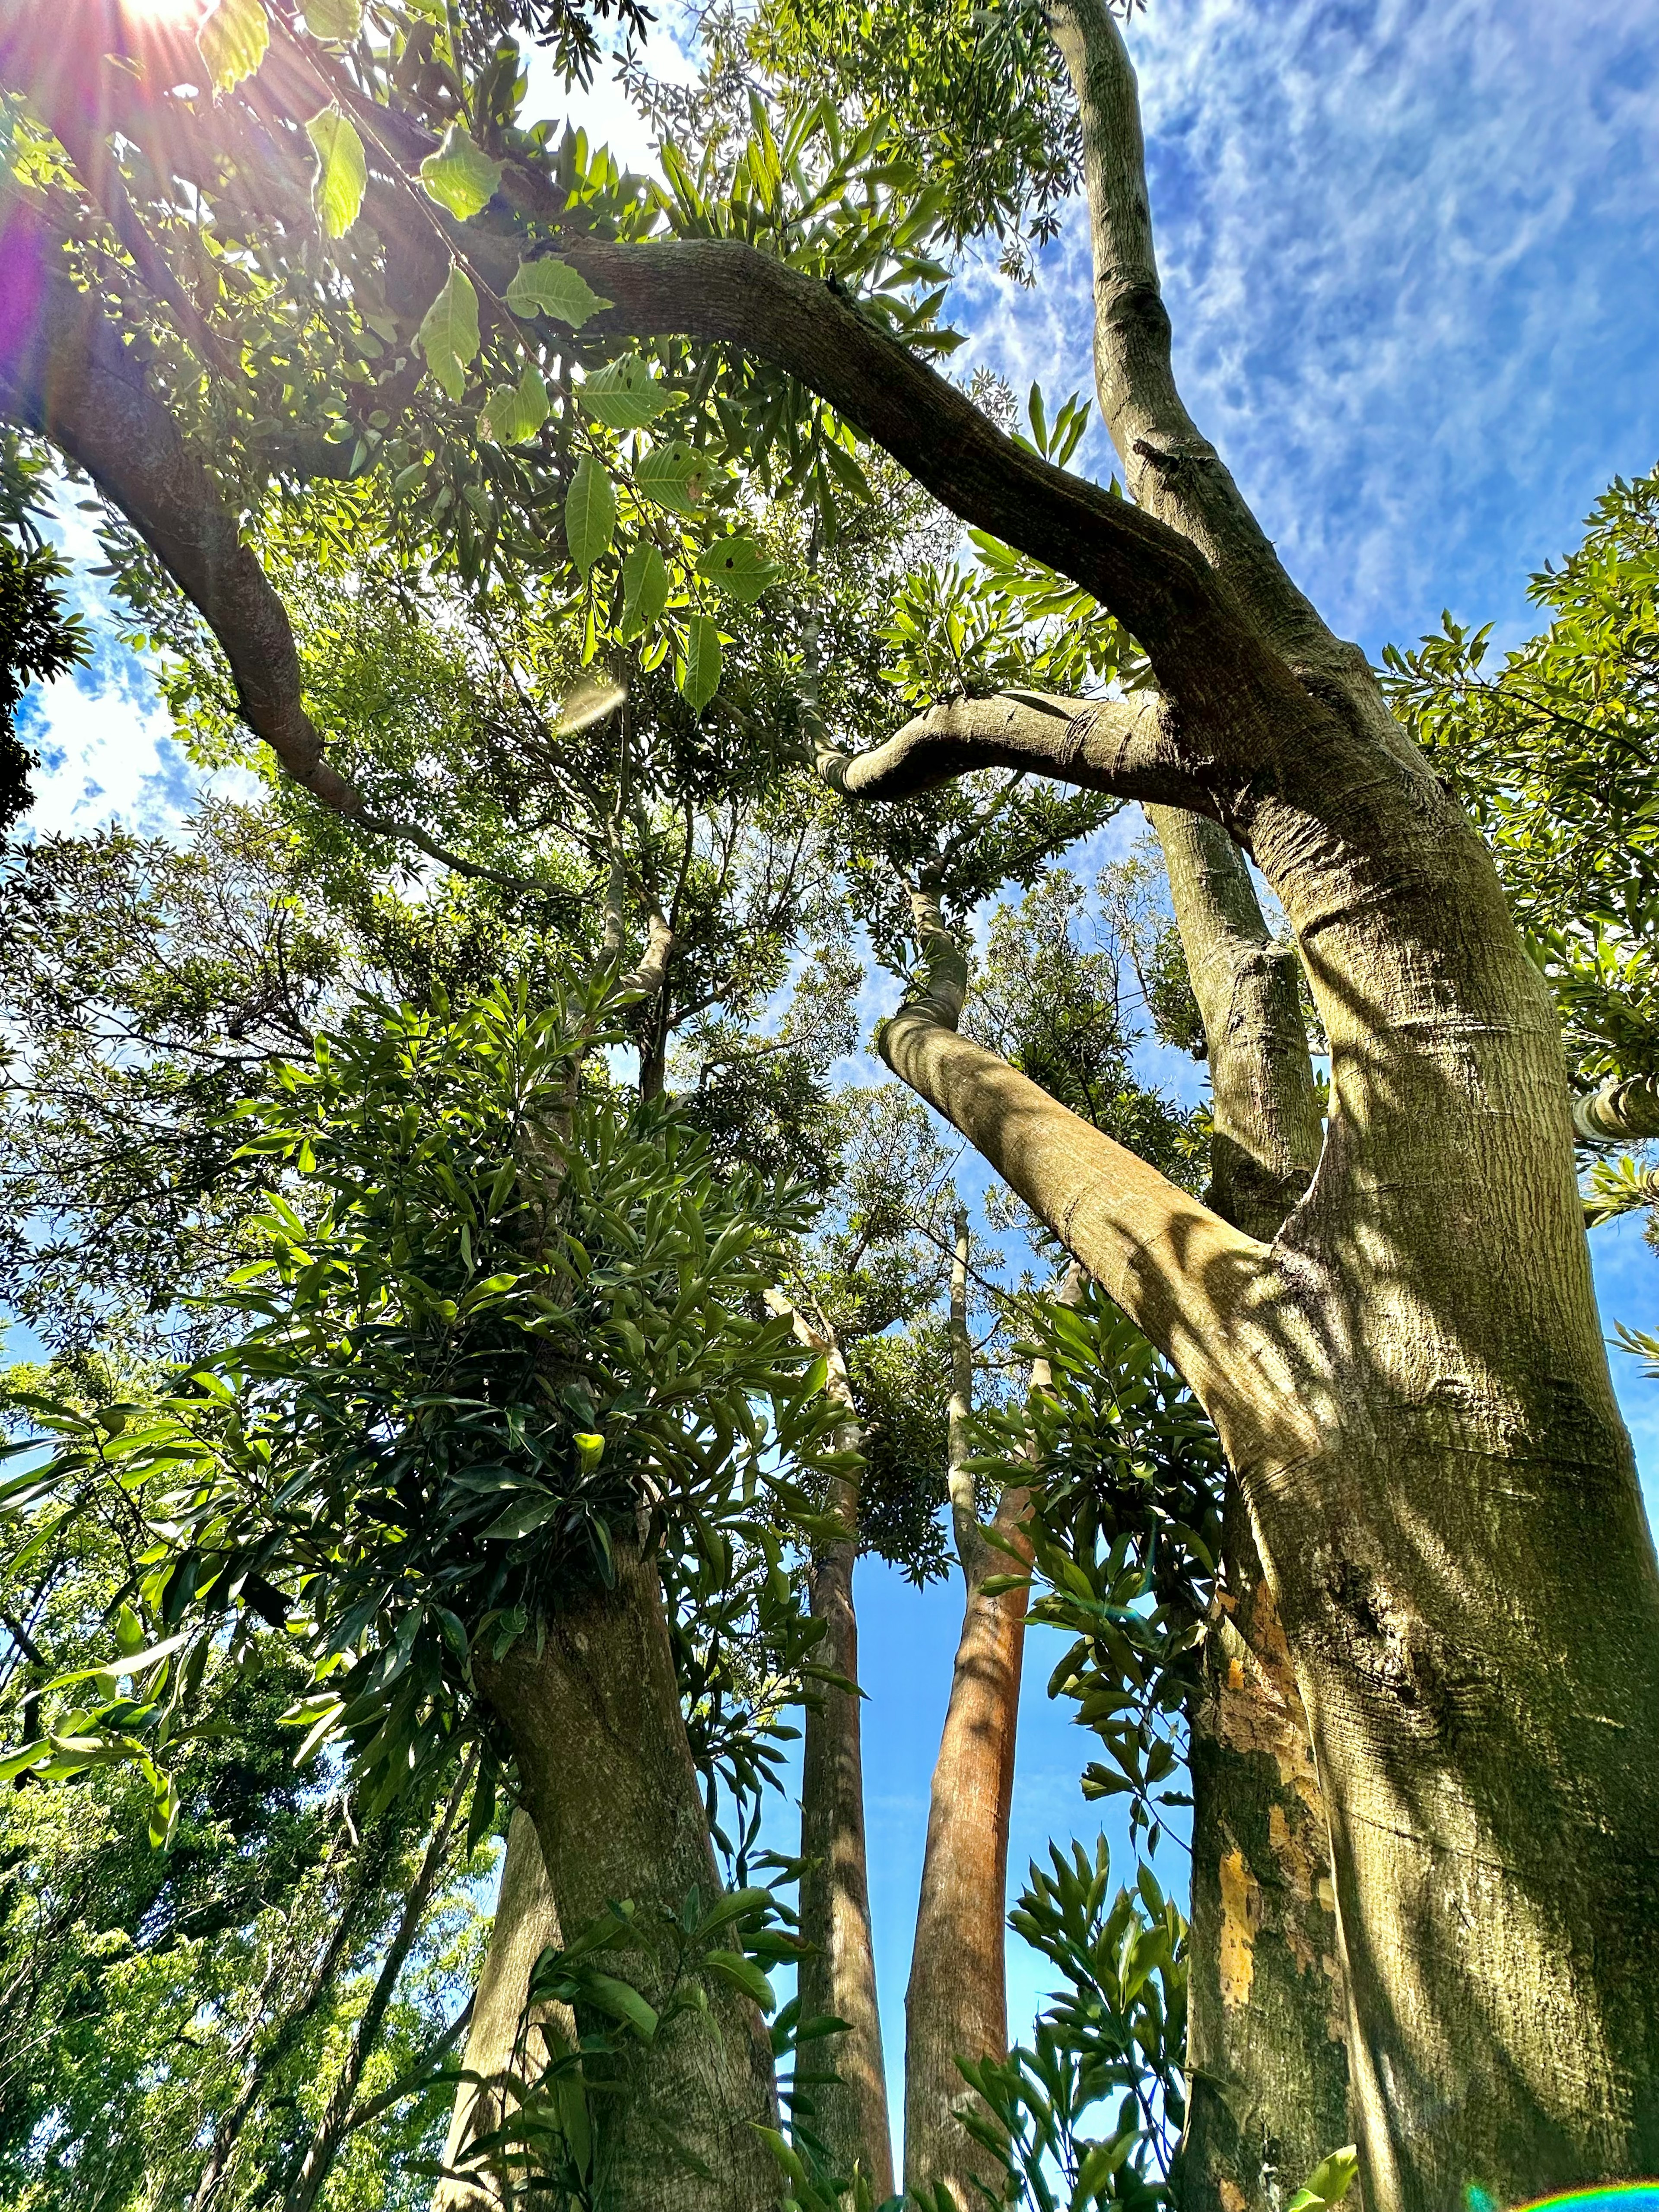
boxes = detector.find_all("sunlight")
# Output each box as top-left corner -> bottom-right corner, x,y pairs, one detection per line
119,0 -> 202,25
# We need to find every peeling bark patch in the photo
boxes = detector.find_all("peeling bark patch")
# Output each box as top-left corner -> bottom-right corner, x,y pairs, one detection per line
1218,1848 -> 1261,2006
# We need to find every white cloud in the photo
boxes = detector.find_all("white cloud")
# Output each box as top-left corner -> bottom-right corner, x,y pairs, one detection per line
950,0 -> 1659,651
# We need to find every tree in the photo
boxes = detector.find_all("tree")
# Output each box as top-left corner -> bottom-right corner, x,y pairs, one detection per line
1,2 -> 1656,2205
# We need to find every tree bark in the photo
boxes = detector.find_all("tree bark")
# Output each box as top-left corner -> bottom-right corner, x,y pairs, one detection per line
1573,1074 -> 1659,1144
1148,808 -> 1353,2212
434,1810 -> 571,2212
769,1300 -> 895,2199
903,1216 -> 1045,2208
474,1554 -> 782,2212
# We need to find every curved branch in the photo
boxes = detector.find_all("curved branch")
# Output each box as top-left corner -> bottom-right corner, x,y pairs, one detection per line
817,688 -> 1207,810
1573,1074 -> 1659,1147
877,889 -> 1266,1409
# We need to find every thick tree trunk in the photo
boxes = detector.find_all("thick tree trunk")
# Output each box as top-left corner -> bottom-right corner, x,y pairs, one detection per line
1148,807 -> 1354,2212
903,1216 -> 1036,2207
794,1332 -> 896,2199
435,1810 -> 570,2212
475,1555 -> 781,2212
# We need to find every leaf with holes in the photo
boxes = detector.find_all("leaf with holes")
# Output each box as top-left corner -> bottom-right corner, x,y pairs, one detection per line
420,124 -> 504,222
306,108 -> 366,239
197,0 -> 268,90
679,615 -> 722,712
565,455 -> 616,577
505,257 -> 610,329
696,534 -> 780,605
579,357 -> 673,430
479,365 -> 550,446
620,543 -> 668,639
636,442 -> 717,516
416,266 -> 480,404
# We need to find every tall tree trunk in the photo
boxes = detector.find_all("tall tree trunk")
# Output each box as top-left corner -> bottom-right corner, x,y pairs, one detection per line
475,1553 -> 782,2212
903,1213 -> 1037,2207
1149,807 -> 1353,2212
434,1810 -> 570,2212
771,1298 -> 895,2199
285,1759 -> 474,2212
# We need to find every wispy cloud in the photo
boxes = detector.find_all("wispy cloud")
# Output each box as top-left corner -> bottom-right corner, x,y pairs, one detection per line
952,0 -> 1659,652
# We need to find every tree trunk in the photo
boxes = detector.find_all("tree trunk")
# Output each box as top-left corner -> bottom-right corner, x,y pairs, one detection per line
1148,806 -> 1354,2212
475,1553 -> 782,2212
795,1331 -> 896,2199
903,1214 -> 1037,2208
434,1810 -> 570,2212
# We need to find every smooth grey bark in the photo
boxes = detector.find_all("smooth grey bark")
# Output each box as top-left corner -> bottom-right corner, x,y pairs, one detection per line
1148,806 -> 1353,2212
434,1811 -> 570,2212
1573,1074 -> 1659,1145
475,1555 -> 781,2212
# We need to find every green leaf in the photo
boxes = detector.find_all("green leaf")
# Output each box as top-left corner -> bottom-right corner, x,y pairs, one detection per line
480,1492 -> 560,1540
1286,2147 -> 1360,2212
582,1972 -> 658,2040
704,1948 -> 776,2012
565,456 -> 616,577
635,441 -> 717,515
478,365 -> 550,446
301,0 -> 361,33
578,356 -> 672,429
419,124 -> 504,221
197,0 -> 268,90
679,615 -> 721,712
573,1431 -> 605,1470
505,257 -> 611,329
416,265 -> 480,403
619,543 -> 668,639
696,534 -> 780,605
306,108 -> 366,240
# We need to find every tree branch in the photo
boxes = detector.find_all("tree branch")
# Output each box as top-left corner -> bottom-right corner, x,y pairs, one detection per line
816,688 -> 1206,810
877,886 -> 1266,1405
1573,1074 -> 1659,1147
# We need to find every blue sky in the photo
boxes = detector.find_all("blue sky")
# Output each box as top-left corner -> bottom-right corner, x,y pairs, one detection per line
10,0 -> 1659,2173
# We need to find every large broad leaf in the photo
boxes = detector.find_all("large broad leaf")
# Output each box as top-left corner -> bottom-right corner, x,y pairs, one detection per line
619,543 -> 668,639
580,1972 -> 658,2040
704,1948 -> 776,2013
479,365 -> 550,446
1286,2147 -> 1360,2212
578,356 -> 673,430
416,265 -> 480,404
197,0 -> 268,90
480,1491 -> 560,1541
565,455 -> 616,577
696,534 -> 780,605
420,125 -> 504,222
635,441 -> 717,516
679,615 -> 722,712
505,257 -> 611,329
306,108 -> 366,239
301,0 -> 361,34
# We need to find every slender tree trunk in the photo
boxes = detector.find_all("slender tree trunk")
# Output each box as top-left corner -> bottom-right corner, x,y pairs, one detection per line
1148,806 -> 1354,2212
475,1553 -> 781,2212
793,1328 -> 896,2199
434,1810 -> 570,2212
285,1759 -> 474,2212
903,1214 -> 1038,2208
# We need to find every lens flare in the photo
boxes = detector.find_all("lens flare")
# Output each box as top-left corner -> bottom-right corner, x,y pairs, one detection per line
120,0 -> 203,25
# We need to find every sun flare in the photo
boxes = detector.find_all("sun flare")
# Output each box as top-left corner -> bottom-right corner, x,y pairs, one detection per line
119,0 -> 203,25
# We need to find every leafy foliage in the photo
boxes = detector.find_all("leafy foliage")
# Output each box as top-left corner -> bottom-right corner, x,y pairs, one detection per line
0,535 -> 89,831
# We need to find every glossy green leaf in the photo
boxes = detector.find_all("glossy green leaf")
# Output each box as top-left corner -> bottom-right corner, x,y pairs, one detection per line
419,124 -> 504,222
581,1972 -> 658,2040
619,543 -> 668,639
305,108 -> 366,240
1287,2146 -> 1360,2212
704,1947 -> 776,2013
478,364 -> 550,446
416,265 -> 480,404
197,0 -> 268,90
679,615 -> 721,711
480,1491 -> 560,1540
696,534 -> 781,605
505,257 -> 611,329
578,356 -> 673,429
565,455 -> 616,577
